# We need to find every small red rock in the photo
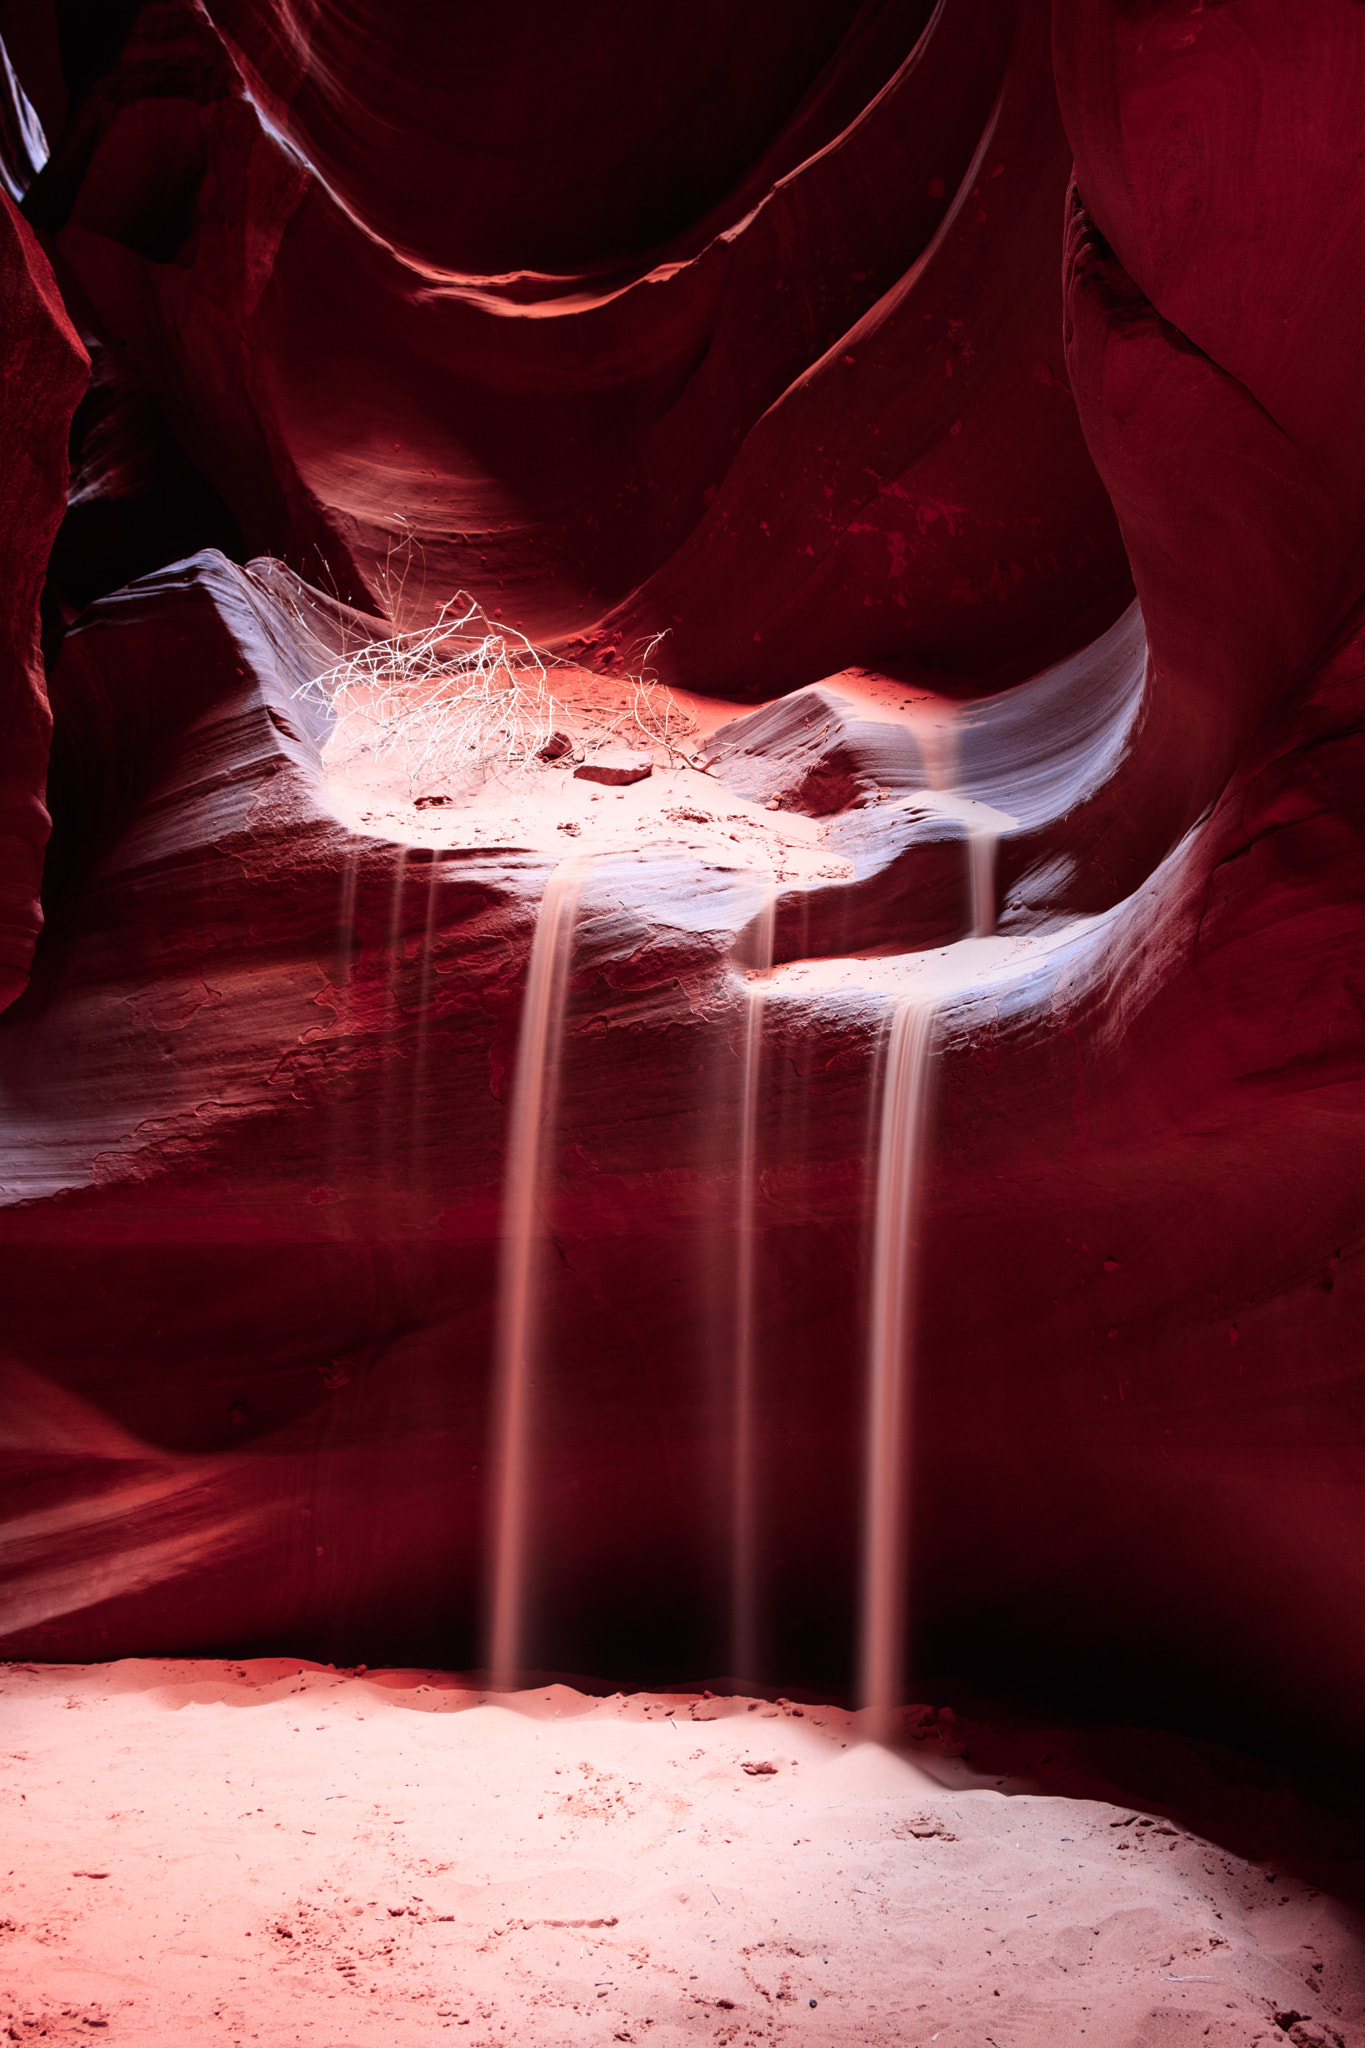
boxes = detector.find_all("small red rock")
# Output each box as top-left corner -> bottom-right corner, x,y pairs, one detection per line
575,751 -> 652,786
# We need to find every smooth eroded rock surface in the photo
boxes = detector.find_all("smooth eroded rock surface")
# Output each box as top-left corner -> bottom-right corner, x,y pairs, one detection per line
1,0 -> 1364,1792
0,190 -> 85,1009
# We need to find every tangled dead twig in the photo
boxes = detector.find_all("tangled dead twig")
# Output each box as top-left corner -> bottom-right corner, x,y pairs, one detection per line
294,598 -> 697,792
294,594 -> 556,789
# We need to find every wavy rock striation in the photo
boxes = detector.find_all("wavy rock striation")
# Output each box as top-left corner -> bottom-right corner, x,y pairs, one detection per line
0,0 -> 1362,1761
0,190 -> 86,1011
23,0 -> 1129,687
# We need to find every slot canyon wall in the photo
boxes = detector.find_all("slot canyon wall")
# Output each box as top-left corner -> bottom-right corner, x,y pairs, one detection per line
1,0 -> 1364,1756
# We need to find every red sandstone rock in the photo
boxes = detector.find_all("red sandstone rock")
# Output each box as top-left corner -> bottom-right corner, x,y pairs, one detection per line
202,0 -> 901,277
1048,0 -> 1365,906
575,752 -> 652,788
2,0 -> 1365,1780
0,191 -> 86,1012
32,0 -> 1127,688
46,335 -> 245,630
0,544 -> 1361,1765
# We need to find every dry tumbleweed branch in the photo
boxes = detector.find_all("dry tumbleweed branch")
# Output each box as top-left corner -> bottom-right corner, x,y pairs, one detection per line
294,595 -> 555,789
293,597 -> 695,791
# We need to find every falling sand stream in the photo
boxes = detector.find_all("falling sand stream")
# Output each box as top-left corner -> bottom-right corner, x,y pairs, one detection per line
857,801 -> 1001,1736
857,809 -> 1007,1734
325,843 -> 363,1205
730,879 -> 777,1686
860,994 -> 939,1741
484,787 -> 998,1709
487,856 -> 590,1691
968,822 -> 997,939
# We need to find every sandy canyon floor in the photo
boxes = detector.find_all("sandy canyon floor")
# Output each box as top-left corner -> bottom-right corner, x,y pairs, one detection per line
2,1664 -> 1362,2047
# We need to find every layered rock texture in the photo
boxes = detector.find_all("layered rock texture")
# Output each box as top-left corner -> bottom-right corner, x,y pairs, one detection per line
0,192 -> 85,1005
1,0 -> 1363,1763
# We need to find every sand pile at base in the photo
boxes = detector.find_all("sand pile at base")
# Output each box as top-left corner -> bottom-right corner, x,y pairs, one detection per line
1,1662 -> 1361,2046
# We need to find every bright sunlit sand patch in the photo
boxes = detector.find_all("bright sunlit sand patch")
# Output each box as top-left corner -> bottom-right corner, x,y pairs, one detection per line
306,619 -> 983,885
309,628 -> 853,883
322,736 -> 855,886
761,915 -> 1104,1002
1,1661 -> 1359,2047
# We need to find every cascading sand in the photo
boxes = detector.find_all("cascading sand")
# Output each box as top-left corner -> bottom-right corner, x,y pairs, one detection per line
860,996 -> 938,1742
487,856 -> 591,1691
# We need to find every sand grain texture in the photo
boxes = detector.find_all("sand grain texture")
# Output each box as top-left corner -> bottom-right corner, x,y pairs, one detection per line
1,1663 -> 1362,2045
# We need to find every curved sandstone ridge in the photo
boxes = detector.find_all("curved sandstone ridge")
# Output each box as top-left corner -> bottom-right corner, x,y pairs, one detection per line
2,543 -> 1364,1766
0,0 -> 1362,1771
7,547 -> 1142,1214
0,193 -> 86,1006
25,0 -> 1129,687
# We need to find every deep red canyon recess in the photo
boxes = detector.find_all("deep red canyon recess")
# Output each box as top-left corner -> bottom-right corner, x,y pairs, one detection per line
0,0 -> 1362,1788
